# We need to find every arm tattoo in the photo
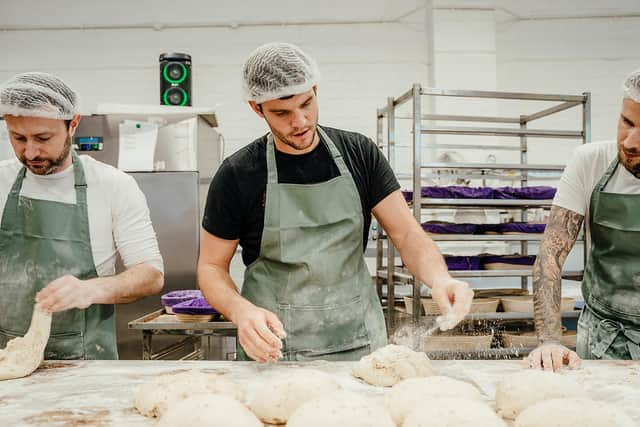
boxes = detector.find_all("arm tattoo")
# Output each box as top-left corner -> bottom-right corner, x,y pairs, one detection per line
533,205 -> 584,344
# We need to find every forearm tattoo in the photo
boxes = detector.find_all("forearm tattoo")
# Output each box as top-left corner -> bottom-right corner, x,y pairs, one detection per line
533,205 -> 584,343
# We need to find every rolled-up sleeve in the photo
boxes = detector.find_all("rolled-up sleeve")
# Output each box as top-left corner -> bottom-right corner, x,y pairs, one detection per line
111,174 -> 164,274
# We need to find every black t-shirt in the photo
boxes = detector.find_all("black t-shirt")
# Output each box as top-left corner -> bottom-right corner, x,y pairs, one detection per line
202,126 -> 400,266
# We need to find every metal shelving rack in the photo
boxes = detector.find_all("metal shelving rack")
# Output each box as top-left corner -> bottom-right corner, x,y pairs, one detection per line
375,84 -> 591,333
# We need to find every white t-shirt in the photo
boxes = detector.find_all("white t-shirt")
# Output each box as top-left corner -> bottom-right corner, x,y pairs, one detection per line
553,141 -> 640,220
0,155 -> 164,276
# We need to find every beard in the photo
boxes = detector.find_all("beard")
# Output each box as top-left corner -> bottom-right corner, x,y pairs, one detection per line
20,135 -> 72,176
268,113 -> 319,152
618,148 -> 640,179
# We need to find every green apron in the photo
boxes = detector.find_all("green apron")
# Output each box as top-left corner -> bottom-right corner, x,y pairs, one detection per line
237,126 -> 387,361
577,157 -> 640,359
0,151 -> 117,360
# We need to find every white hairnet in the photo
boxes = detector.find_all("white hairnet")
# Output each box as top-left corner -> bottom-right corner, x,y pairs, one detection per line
623,68 -> 640,103
0,72 -> 79,120
242,42 -> 320,104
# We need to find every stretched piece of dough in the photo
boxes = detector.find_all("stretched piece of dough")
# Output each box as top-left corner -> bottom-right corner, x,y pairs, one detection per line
0,304 -> 51,381
134,370 -> 244,418
514,398 -> 635,427
404,397 -> 507,427
385,376 -> 484,425
249,369 -> 341,424
287,390 -> 395,427
158,394 -> 262,427
495,370 -> 585,420
352,344 -> 435,387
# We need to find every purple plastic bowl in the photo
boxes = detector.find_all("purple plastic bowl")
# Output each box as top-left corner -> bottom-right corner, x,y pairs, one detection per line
422,222 -> 478,234
480,255 -> 537,267
493,186 -> 557,200
171,297 -> 217,315
445,256 -> 482,271
161,290 -> 203,307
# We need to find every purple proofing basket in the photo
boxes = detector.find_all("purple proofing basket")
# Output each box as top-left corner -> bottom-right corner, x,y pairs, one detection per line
476,224 -> 502,234
422,222 -> 478,234
171,297 -> 217,315
403,186 -> 495,200
445,256 -> 482,270
480,255 -> 537,268
161,290 -> 203,308
493,186 -> 557,200
496,223 -> 546,233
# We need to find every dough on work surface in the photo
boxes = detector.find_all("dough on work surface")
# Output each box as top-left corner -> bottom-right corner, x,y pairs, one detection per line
352,344 -> 435,387
404,397 -> 507,427
287,390 -> 395,427
134,370 -> 244,418
385,376 -> 484,425
495,370 -> 586,420
0,304 -> 51,381
249,369 -> 341,424
514,398 -> 635,427
158,393 -> 262,427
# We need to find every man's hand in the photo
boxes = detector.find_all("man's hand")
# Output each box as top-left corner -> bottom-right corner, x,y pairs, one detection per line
524,342 -> 581,372
232,302 -> 285,362
431,278 -> 474,329
35,275 -> 97,313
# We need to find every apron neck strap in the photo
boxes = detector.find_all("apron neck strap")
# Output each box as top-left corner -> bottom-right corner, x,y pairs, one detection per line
265,126 -> 349,184
596,156 -> 620,192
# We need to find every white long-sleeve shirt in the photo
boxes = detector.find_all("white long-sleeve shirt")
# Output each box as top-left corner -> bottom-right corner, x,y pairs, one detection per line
0,154 -> 163,276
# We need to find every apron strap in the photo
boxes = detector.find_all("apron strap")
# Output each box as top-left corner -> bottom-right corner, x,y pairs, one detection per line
595,157 -> 620,192
590,313 -> 640,359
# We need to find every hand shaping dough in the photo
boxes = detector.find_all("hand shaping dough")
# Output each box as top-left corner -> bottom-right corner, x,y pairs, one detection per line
404,397 -> 507,427
134,370 -> 244,418
385,376 -> 484,425
514,398 -> 635,427
158,394 -> 262,427
287,390 -> 395,427
0,304 -> 51,381
495,370 -> 586,420
352,344 -> 435,387
249,369 -> 341,424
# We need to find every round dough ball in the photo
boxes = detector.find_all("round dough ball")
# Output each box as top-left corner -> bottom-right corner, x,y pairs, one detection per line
287,390 -> 395,427
158,393 -> 262,427
515,398 -> 635,427
134,370 -> 244,418
495,370 -> 585,420
385,376 -> 484,425
249,369 -> 341,424
352,344 -> 435,387
404,397 -> 507,427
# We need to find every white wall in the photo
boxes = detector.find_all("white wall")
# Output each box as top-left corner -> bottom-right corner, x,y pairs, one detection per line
0,0 -> 429,157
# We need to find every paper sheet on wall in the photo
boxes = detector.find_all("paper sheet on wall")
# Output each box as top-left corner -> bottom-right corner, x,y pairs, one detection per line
156,118 -> 197,171
117,120 -> 158,171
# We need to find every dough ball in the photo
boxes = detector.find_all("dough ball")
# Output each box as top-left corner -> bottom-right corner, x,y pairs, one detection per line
385,376 -> 484,425
495,370 -> 585,420
352,344 -> 435,387
514,398 -> 635,427
287,390 -> 395,427
404,397 -> 507,427
249,369 -> 341,424
0,304 -> 51,381
134,370 -> 244,418
158,393 -> 262,427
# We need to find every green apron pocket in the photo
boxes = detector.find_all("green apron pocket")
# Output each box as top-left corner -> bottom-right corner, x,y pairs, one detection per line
45,331 -> 85,360
279,294 -> 370,357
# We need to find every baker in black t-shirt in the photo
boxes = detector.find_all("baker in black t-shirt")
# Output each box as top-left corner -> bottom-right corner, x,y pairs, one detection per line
198,42 -> 474,362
